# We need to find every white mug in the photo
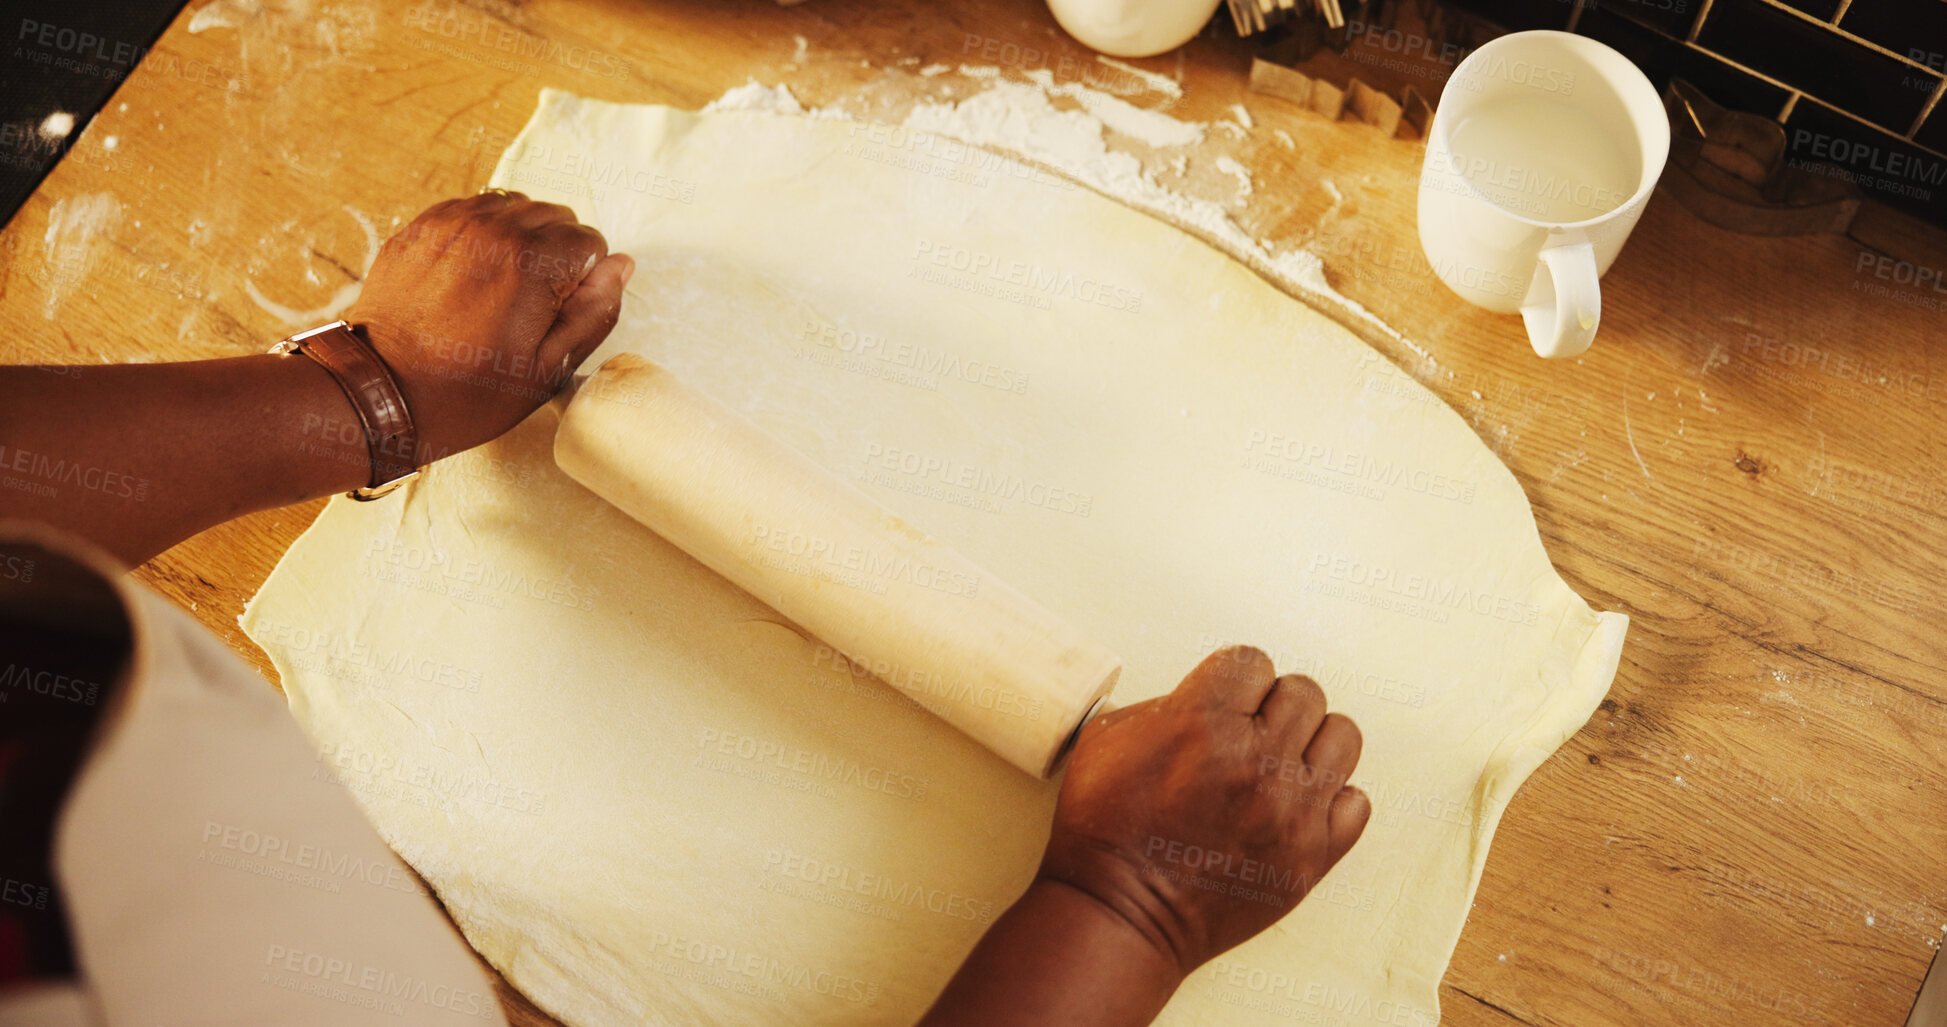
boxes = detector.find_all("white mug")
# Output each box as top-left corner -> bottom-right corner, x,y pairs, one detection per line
1417,31 -> 1669,358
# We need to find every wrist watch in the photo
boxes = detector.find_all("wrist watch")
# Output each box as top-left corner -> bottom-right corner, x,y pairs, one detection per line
270,320 -> 421,501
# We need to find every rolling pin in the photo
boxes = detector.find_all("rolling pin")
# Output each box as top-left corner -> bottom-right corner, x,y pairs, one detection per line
553,353 -> 1121,778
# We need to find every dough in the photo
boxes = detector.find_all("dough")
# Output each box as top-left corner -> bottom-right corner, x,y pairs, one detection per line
553,354 -> 1121,779
242,91 -> 1625,1027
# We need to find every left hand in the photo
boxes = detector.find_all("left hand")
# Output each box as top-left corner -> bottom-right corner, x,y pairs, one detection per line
345,191 -> 635,463
1037,646 -> 1369,975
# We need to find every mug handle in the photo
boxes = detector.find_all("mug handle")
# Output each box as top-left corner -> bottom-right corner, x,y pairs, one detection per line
1520,230 -> 1602,359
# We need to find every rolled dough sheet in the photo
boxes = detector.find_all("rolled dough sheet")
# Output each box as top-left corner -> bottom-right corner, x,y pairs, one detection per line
242,91 -> 1626,1027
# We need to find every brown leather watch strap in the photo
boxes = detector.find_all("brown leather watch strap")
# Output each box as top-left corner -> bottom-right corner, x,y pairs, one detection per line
272,321 -> 420,500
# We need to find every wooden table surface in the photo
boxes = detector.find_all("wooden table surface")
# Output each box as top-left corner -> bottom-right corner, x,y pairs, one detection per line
3,0 -> 1943,1023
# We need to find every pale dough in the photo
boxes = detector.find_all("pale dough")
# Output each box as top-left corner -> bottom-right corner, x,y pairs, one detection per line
242,91 -> 1626,1027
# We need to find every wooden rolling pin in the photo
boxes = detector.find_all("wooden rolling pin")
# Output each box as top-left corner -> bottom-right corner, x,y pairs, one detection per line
553,353 -> 1121,778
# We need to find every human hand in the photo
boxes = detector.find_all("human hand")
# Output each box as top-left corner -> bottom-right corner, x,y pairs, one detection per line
345,191 -> 634,463
1038,645 -> 1370,974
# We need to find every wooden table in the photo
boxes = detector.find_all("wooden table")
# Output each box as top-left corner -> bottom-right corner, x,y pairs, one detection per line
3,0 -> 1942,1023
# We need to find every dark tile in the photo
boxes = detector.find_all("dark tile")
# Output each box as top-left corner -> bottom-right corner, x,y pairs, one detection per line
1576,7 -> 1791,116
1773,0 -> 1841,22
1698,0 -> 1937,133
1916,103 -> 1947,155
1574,7 -> 1679,81
1784,97 -> 1947,226
1840,0 -> 1947,73
1671,42 -> 1793,115
1580,0 -> 1700,40
1672,44 -> 1794,114
1440,0 -> 1576,33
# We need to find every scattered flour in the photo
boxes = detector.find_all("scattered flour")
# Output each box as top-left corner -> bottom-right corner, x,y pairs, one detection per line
1699,342 -> 1730,374
1214,155 -> 1252,201
705,75 -> 1416,358
186,0 -> 260,33
243,205 -> 377,325
948,67 -> 1204,148
894,77 -> 1408,350
1230,103 -> 1254,130
1621,396 -> 1654,482
706,80 -> 850,121
1318,178 -> 1346,222
41,192 -> 123,319
1096,56 -> 1182,98
706,79 -> 807,115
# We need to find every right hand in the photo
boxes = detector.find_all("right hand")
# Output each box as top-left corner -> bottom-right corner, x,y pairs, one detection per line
1038,646 -> 1370,974
346,191 -> 634,463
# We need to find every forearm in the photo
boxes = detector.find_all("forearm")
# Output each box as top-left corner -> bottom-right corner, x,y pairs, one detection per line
0,355 -> 368,566
0,193 -> 631,568
918,878 -> 1182,1027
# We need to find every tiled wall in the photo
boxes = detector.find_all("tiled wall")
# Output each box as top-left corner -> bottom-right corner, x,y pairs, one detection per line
1445,0 -> 1947,229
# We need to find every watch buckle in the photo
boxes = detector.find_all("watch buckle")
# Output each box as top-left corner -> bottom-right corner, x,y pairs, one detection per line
351,470 -> 420,502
